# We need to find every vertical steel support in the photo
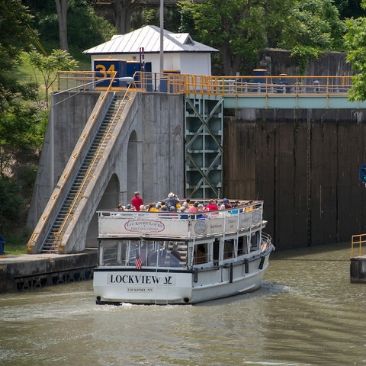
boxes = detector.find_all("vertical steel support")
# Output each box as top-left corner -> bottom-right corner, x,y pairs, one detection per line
184,96 -> 224,199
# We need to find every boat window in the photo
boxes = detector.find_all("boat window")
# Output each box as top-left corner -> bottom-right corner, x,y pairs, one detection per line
213,239 -> 220,263
237,236 -> 248,256
100,240 -> 187,268
224,239 -> 235,259
250,231 -> 260,251
193,243 -> 208,265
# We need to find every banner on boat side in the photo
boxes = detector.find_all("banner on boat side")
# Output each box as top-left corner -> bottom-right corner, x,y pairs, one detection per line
99,217 -> 190,237
124,219 -> 165,233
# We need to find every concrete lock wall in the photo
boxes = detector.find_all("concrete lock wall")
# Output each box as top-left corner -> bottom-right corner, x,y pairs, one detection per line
27,91 -> 184,250
223,109 -> 366,249
84,92 -> 184,248
27,92 -> 100,229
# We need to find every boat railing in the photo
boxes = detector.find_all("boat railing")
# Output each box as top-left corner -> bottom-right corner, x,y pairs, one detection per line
261,232 -> 273,252
97,201 -> 264,239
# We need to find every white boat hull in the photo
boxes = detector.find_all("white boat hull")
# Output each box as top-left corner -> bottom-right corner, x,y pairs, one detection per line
93,252 -> 271,304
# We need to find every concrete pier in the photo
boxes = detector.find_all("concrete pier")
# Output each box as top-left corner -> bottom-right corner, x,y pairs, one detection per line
350,256 -> 366,283
0,250 -> 97,293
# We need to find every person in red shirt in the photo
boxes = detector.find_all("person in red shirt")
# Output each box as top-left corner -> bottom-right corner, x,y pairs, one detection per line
131,191 -> 143,211
206,199 -> 219,211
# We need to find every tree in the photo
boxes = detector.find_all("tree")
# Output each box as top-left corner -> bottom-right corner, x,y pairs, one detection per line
0,0 -> 36,112
344,1 -> 366,101
0,1 -> 46,238
28,49 -> 78,106
55,0 -> 69,50
278,0 -> 345,72
179,0 -> 345,75
179,0 -> 273,74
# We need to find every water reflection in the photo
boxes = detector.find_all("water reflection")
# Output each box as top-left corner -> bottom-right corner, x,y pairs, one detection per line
1,243 -> 366,365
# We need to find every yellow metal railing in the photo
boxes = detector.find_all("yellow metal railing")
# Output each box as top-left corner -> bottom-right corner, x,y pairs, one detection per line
57,71 -> 353,97
351,233 -> 366,257
133,73 -> 352,97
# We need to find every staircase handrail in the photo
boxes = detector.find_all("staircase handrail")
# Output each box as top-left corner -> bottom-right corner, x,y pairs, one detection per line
27,72 -> 118,253
53,81 -> 134,252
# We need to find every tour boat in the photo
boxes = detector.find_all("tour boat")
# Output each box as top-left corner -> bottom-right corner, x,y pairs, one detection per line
93,199 -> 274,304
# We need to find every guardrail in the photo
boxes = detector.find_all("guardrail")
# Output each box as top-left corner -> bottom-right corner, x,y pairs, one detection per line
58,71 -> 353,97
351,233 -> 366,257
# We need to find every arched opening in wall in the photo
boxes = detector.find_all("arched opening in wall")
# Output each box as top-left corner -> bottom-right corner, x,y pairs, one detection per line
86,174 -> 120,247
127,130 -> 138,201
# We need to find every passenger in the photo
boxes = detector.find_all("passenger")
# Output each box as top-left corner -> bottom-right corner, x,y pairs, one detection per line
168,205 -> 178,217
126,204 -> 132,211
148,203 -> 159,213
178,207 -> 189,219
181,199 -> 191,212
219,198 -> 232,211
222,198 -> 232,209
139,204 -> 146,211
165,192 -> 179,210
197,203 -> 205,212
117,203 -> 124,211
188,202 -> 199,214
196,203 -> 206,219
160,201 -> 168,211
206,199 -> 219,211
131,191 -> 143,211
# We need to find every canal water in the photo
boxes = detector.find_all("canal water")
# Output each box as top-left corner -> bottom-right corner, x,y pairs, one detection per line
1,242 -> 365,365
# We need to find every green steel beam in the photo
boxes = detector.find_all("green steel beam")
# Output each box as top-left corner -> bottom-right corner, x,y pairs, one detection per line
222,95 -> 366,109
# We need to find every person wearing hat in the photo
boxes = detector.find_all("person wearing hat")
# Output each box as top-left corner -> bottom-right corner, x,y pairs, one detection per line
222,198 -> 232,209
165,192 -> 179,210
131,191 -> 143,211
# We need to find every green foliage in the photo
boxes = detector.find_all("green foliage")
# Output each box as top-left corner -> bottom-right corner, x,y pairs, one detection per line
179,0 -> 345,74
273,0 -> 346,73
68,1 -> 115,55
280,0 -> 346,51
24,0 -> 116,60
179,0 -> 269,74
0,0 -> 36,112
344,16 -> 366,101
290,46 -> 321,74
28,49 -> 78,105
0,176 -> 24,232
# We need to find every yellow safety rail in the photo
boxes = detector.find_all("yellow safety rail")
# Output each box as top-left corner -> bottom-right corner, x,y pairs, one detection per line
132,72 -> 352,97
27,71 -> 118,253
57,71 -> 353,97
351,233 -> 366,257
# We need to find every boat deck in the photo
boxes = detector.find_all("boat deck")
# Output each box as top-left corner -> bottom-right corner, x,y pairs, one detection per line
98,200 -> 264,240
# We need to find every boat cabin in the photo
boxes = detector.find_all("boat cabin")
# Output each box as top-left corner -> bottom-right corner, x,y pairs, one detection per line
97,200 -> 264,270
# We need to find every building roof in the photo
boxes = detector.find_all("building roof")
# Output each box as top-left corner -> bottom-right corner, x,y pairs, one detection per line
84,25 -> 218,54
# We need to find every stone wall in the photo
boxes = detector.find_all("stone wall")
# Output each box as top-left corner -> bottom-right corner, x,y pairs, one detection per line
259,49 -> 352,76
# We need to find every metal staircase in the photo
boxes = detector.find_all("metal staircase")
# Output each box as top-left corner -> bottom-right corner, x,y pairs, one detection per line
40,93 -> 129,253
